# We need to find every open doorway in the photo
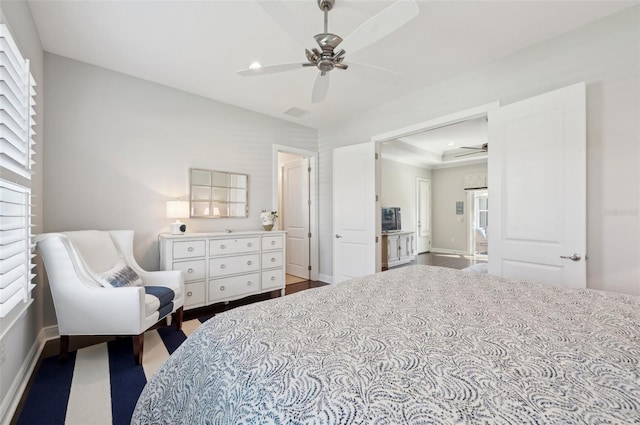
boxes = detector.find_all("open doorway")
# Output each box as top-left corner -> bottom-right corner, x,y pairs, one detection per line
272,145 -> 319,284
469,189 -> 488,256
371,103 -> 498,275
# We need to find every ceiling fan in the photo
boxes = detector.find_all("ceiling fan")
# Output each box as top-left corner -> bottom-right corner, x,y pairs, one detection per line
455,143 -> 489,158
237,0 -> 419,103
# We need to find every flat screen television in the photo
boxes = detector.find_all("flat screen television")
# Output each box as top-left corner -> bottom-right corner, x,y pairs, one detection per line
381,207 -> 401,232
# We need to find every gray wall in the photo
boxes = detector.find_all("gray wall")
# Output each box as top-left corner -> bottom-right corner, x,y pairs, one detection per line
0,1 -> 44,420
44,53 -> 318,270
43,54 -> 318,325
431,163 -> 487,253
380,158 -> 431,234
318,7 -> 640,295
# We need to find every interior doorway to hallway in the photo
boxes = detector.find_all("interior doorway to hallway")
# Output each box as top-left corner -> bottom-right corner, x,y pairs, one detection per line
469,189 -> 488,256
272,145 -> 319,283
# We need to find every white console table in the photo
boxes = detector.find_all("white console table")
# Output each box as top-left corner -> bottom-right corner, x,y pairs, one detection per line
159,231 -> 286,310
381,231 -> 415,270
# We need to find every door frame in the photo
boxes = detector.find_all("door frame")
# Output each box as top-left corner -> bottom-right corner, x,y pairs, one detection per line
467,188 -> 489,257
415,177 -> 431,254
372,102 -> 501,263
372,102 -> 501,143
272,144 -> 319,281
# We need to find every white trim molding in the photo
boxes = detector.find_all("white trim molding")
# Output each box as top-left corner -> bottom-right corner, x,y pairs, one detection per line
429,248 -> 470,256
271,144 -> 320,282
0,327 -> 46,425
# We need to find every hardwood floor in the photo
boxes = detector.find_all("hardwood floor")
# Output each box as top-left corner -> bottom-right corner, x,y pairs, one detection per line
403,252 -> 487,270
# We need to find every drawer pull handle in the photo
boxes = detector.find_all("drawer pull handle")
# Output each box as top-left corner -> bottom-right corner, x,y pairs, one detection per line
187,291 -> 193,297
247,281 -> 252,286
270,276 -> 275,281
271,241 -> 276,245
220,285 -> 225,291
271,257 -> 276,262
187,247 -> 194,252
187,268 -> 194,273
247,260 -> 252,265
220,264 -> 226,269
220,244 -> 226,249
247,242 -> 252,247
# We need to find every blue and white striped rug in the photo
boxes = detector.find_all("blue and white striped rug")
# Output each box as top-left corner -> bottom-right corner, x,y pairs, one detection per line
17,317 -> 209,425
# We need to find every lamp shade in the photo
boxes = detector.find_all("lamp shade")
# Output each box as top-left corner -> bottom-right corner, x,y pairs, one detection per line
166,200 -> 190,219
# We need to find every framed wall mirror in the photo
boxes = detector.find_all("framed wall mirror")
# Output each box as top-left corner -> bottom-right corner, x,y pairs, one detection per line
190,168 -> 248,218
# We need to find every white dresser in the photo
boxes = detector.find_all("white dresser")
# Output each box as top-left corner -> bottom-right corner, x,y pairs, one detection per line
159,231 -> 286,310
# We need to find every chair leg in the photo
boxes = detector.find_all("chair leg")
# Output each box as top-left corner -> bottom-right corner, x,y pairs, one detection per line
59,335 -> 70,364
132,334 -> 144,365
173,307 -> 184,331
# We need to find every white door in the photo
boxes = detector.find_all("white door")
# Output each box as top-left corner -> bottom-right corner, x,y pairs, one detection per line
333,142 -> 377,283
488,82 -> 586,289
416,178 -> 431,253
283,158 -> 309,279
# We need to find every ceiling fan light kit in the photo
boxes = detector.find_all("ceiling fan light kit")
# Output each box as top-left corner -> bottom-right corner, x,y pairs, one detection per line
237,0 -> 419,104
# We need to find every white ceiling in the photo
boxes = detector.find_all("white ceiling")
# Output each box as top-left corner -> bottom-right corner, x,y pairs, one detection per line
381,116 -> 489,168
28,0 -> 636,131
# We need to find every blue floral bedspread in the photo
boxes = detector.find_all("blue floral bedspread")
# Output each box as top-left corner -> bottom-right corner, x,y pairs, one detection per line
132,265 -> 640,424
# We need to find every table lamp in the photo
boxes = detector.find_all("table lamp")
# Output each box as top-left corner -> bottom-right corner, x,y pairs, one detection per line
167,200 -> 189,234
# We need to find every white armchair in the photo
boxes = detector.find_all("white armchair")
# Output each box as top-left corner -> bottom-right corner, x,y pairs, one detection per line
35,230 -> 184,365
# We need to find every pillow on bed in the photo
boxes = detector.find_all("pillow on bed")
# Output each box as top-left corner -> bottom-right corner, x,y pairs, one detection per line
96,260 -> 142,288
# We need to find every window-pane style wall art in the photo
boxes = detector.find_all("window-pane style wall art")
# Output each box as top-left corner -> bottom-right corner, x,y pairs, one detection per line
189,168 -> 248,218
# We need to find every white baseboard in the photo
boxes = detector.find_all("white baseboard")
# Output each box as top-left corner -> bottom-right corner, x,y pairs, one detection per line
43,324 -> 60,341
430,248 -> 470,256
318,273 -> 333,284
0,328 -> 46,425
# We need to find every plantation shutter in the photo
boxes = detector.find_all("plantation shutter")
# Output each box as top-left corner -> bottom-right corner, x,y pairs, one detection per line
0,23 -> 37,318
0,180 -> 35,317
1,24 -> 36,178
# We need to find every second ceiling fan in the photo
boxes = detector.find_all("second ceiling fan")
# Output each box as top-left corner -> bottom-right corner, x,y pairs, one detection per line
237,0 -> 419,103
455,143 -> 489,158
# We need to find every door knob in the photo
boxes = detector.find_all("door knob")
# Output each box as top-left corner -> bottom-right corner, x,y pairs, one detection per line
560,253 -> 581,262
335,234 -> 342,239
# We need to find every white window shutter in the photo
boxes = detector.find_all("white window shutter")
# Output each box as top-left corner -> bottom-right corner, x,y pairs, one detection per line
0,24 -> 37,318
1,24 -> 36,179
0,179 -> 35,318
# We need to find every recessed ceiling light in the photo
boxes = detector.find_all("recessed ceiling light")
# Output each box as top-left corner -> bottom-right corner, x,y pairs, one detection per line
249,61 -> 262,70
447,142 -> 455,146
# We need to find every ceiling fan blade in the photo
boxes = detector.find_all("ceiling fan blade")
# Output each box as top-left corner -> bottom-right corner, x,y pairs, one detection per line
312,72 -> 330,104
460,146 -> 484,150
455,151 -> 487,158
345,62 -> 403,85
257,1 -> 309,46
237,63 -> 306,76
341,0 -> 419,55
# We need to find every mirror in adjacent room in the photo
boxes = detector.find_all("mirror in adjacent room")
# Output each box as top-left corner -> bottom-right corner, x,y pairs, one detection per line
190,168 -> 248,218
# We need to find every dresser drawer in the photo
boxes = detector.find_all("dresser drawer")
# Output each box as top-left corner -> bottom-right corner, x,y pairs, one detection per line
173,240 -> 206,259
210,254 -> 260,277
210,237 -> 260,256
184,281 -> 205,309
262,235 -> 284,250
261,251 -> 283,269
262,268 -> 284,291
209,273 -> 260,302
172,259 -> 206,282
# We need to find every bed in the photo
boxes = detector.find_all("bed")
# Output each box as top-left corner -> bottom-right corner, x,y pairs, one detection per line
132,265 -> 640,424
